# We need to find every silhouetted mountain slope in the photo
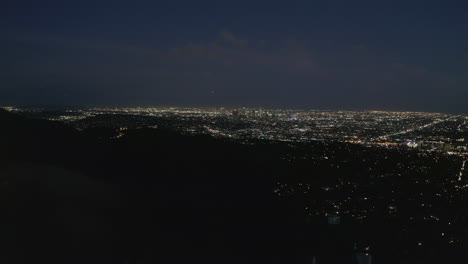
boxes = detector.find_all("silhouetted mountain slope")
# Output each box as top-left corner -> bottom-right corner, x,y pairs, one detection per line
0,162 -> 125,263
0,110 -> 317,263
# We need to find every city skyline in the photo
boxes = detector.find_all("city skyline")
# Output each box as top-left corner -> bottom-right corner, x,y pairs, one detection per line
1,104 -> 466,116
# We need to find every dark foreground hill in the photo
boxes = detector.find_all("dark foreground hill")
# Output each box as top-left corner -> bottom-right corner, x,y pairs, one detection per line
0,109 -> 324,264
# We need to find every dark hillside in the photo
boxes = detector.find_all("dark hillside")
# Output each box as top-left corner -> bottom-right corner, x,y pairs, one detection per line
0,110 -> 313,263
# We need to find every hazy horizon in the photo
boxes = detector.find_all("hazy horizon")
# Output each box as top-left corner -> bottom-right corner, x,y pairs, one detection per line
2,0 -> 467,114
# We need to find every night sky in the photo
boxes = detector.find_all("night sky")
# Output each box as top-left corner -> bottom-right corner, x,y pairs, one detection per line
1,0 -> 467,113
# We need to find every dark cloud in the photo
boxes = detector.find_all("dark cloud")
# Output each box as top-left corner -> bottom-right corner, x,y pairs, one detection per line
219,30 -> 248,48
0,28 -> 466,112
